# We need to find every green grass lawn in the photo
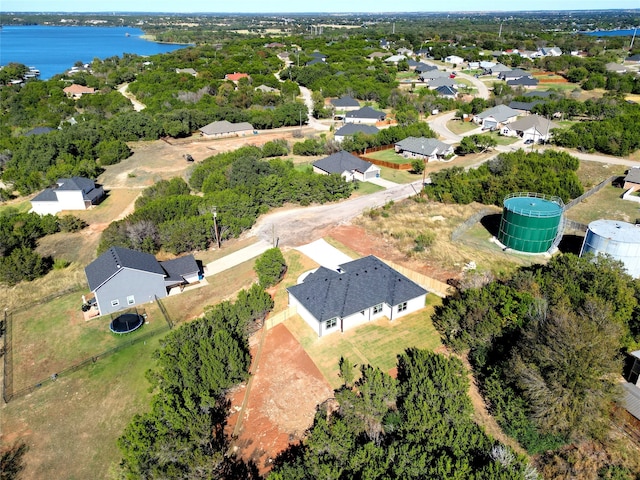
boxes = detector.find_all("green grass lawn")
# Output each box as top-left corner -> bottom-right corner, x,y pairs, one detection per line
565,184 -> 640,225
366,148 -> 411,165
447,119 -> 480,135
284,301 -> 443,390
0,199 -> 31,215
355,182 -> 386,195
479,131 -> 519,146
378,166 -> 422,184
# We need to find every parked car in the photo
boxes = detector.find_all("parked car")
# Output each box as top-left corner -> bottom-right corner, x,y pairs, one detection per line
524,139 -> 534,145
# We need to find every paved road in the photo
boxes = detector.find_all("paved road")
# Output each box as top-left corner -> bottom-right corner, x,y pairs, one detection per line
251,180 -> 424,247
299,85 -> 330,131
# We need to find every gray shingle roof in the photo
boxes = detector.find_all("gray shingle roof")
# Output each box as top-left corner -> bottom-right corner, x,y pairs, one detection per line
85,246 -> 166,292
625,168 -> 640,184
435,85 -> 457,97
476,104 -> 520,122
313,151 -> 374,175
523,90 -> 555,99
508,101 -> 542,111
345,106 -> 385,120
24,127 -> 55,136
395,137 -> 452,156
287,255 -> 427,321
428,78 -> 456,88
199,120 -> 254,135
334,124 -> 379,136
331,95 -> 360,108
160,255 -> 199,284
31,188 -> 58,202
622,382 -> 640,421
507,77 -> 539,86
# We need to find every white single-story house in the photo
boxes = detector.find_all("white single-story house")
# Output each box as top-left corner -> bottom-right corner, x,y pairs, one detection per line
344,106 -> 386,125
255,84 -> 279,93
30,177 -> 104,215
85,246 -> 200,316
384,54 -> 407,64
287,255 -> 428,337
199,120 -> 255,137
334,124 -> 379,143
444,55 -> 464,65
176,68 -> 197,76
500,114 -> 558,142
313,151 -> 380,181
395,137 -> 454,161
474,104 -> 520,130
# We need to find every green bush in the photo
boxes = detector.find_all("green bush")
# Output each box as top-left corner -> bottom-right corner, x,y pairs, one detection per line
254,247 -> 287,288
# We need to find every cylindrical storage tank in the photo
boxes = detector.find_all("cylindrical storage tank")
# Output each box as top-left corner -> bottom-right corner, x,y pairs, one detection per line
580,220 -> 640,279
498,193 -> 564,254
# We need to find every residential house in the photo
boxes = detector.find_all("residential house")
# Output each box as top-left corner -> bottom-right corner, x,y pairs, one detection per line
176,68 -> 197,76
331,95 -> 361,111
444,54 -> 464,65
287,255 -> 427,337
625,53 -> 640,63
384,54 -> 407,65
264,42 -> 285,48
487,63 -> 511,76
24,127 -> 55,136
428,77 -> 456,89
312,151 -> 380,181
523,90 -> 557,100
508,100 -> 542,114
344,106 -> 386,124
395,137 -> 454,161
507,76 -> 539,88
479,60 -> 497,70
605,62 -> 627,74
418,70 -> 450,82
199,120 -> 255,137
30,177 -> 104,215
397,47 -> 413,56
255,84 -> 279,93
225,72 -> 250,83
498,69 -> 531,81
435,85 -> 458,99
334,124 -> 379,143
306,52 -> 327,65
622,350 -> 640,422
367,52 -> 387,60
63,84 -> 96,98
85,246 -> 200,316
415,62 -> 437,74
474,104 -> 520,130
540,46 -> 562,56
500,114 -> 558,142
379,39 -> 391,50
623,167 -> 640,193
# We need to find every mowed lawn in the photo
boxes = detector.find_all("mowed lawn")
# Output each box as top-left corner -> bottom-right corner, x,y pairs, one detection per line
10,291 -> 168,392
284,299 -> 443,390
565,184 -> 640,225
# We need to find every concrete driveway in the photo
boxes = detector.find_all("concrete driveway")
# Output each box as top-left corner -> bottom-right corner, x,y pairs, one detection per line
295,239 -> 354,271
367,176 -> 399,188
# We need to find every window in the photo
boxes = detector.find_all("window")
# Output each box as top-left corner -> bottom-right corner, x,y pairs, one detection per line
398,302 -> 408,312
110,299 -> 119,307
325,318 -> 337,329
127,295 -> 135,306
373,303 -> 383,314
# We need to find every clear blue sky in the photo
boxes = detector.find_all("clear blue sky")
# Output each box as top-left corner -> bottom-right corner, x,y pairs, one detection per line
0,0 -> 635,13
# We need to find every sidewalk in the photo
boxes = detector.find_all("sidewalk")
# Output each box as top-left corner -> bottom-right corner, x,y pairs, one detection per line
203,239 -> 272,277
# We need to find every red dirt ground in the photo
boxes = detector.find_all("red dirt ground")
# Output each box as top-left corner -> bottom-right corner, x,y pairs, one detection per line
226,324 -> 333,476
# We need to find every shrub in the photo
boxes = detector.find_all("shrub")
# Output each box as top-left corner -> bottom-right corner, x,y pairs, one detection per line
254,247 -> 287,288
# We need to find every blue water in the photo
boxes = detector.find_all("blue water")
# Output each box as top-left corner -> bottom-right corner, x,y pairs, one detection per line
0,25 -> 190,79
582,28 -> 638,37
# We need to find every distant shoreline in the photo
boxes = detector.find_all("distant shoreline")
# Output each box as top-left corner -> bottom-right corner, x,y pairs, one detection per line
140,33 -> 192,46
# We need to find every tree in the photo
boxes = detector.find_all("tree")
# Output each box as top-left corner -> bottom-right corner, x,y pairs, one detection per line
254,247 -> 287,288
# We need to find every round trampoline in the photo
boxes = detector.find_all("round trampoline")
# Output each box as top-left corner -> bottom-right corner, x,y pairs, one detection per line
110,313 -> 144,334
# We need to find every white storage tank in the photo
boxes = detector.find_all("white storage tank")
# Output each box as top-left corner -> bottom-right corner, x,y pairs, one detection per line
580,220 -> 640,278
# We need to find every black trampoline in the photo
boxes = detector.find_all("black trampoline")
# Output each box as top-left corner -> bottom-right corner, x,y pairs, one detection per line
110,313 -> 144,334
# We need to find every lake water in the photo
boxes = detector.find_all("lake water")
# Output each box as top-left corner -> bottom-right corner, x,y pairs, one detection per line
582,28 -> 638,37
0,25 -> 190,79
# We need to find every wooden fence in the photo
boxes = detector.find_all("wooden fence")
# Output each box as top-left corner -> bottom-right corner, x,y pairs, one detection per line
353,145 -> 414,171
382,260 -> 455,298
264,305 -> 297,331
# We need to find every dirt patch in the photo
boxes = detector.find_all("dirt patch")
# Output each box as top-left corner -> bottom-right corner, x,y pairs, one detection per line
325,224 -> 459,284
227,324 -> 333,476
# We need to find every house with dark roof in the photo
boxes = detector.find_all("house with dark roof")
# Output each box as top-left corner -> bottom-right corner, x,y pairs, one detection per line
313,151 -> 380,181
330,95 -> 361,111
498,69 -> 532,81
85,246 -> 200,316
395,137 -> 454,161
287,255 -> 428,337
622,350 -> 640,422
30,177 -> 104,215
334,124 -> 379,143
523,90 -> 557,99
415,63 -> 437,74
508,100 -> 542,114
24,126 -> 55,136
344,106 -> 386,125
435,85 -> 458,99
428,77 -> 456,89
418,69 -> 450,81
507,76 -> 539,88
623,167 -> 640,193
501,114 -> 559,142
199,120 -> 255,137
474,104 -> 520,130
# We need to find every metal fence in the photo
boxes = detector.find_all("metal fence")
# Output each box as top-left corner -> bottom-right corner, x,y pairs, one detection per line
564,175 -> 617,210
2,296 -> 174,404
451,208 -> 496,242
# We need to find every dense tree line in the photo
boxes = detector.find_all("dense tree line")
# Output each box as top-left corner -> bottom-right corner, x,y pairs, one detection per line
117,283 -> 273,479
423,149 -> 583,205
0,210 -> 86,285
432,254 -> 640,475
99,146 -> 353,254
270,348 -> 538,479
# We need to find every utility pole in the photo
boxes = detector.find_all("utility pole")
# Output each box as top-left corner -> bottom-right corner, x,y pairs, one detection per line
212,206 -> 220,249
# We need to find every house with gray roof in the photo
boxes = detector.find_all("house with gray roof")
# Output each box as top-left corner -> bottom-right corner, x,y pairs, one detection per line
419,69 -> 450,81
345,106 -> 386,124
330,95 -> 361,111
334,124 -> 379,143
501,114 -> 559,142
428,77 -> 456,89
507,76 -> 539,88
384,54 -> 407,64
313,151 -> 380,181
30,177 -> 104,215
498,69 -> 532,81
199,120 -> 255,137
487,63 -> 511,75
508,101 -> 542,113
415,62 -> 437,74
474,104 -> 520,130
435,85 -> 458,99
85,246 -> 200,316
623,167 -> 640,193
622,350 -> 640,421
24,126 -> 55,136
255,84 -> 279,93
395,137 -> 454,161
287,255 -> 427,337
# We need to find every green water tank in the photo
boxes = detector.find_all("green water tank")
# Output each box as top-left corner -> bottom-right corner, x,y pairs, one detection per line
498,193 -> 564,254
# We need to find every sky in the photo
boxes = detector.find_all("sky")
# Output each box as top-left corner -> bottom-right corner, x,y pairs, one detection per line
0,0 -> 637,13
